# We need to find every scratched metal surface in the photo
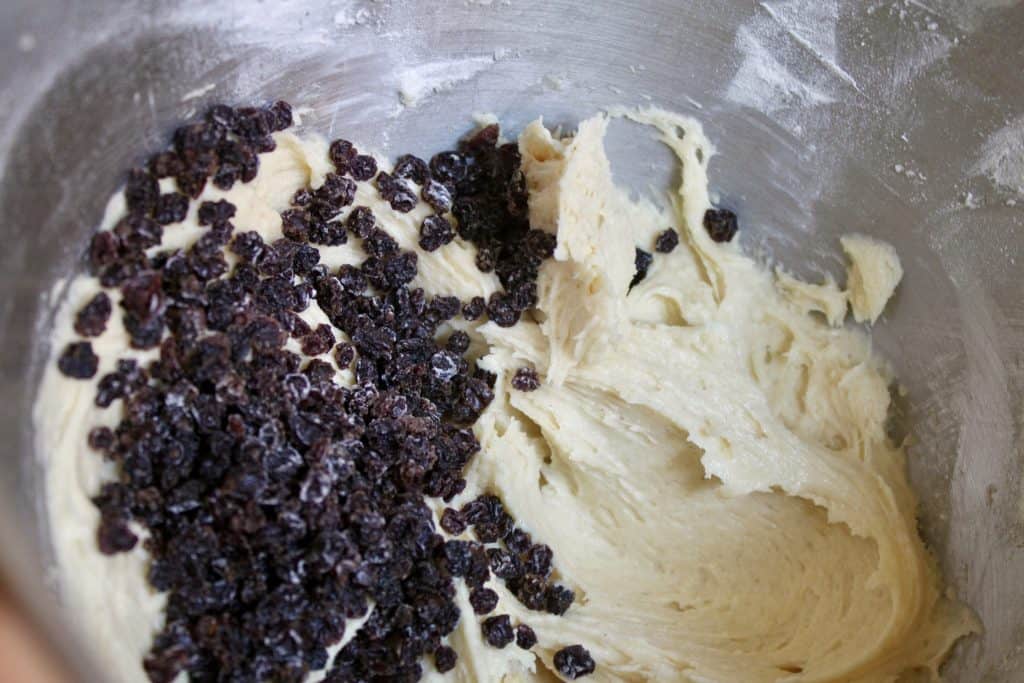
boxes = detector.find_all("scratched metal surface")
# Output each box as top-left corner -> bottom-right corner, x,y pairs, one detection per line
0,0 -> 1022,680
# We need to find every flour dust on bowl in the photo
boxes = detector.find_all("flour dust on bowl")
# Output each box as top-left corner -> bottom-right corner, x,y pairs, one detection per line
1,1 -> 1022,682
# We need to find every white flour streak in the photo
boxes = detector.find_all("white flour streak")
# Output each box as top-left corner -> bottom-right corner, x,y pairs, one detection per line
180,82 -> 216,102
724,0 -> 860,118
906,0 -> 940,14
972,116 -> 1024,195
726,26 -> 834,114
759,0 -> 860,91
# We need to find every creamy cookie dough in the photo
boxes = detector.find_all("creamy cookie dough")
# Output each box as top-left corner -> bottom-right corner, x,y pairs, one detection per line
37,108 -> 974,682
840,234 -> 904,324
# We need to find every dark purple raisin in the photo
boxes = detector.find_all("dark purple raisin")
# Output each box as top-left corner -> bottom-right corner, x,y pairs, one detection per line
293,245 -> 320,275
349,155 -> 378,181
428,295 -> 461,322
291,188 -> 312,207
655,228 -> 679,253
329,139 -> 357,170
197,199 -> 236,226
703,208 -> 738,242
524,544 -> 554,578
337,265 -> 367,294
376,172 -> 418,213
148,151 -> 185,179
363,228 -> 399,259
525,230 -> 557,259
434,645 -> 457,673
443,540 -> 474,576
87,426 -> 114,452
58,342 -> 99,379
474,247 -> 496,273
346,206 -> 375,239
125,312 -> 165,349
233,106 -> 273,140
511,282 -> 538,312
74,292 -> 112,337
269,100 -> 293,131
301,324 -> 336,356
206,103 -> 238,128
393,154 -> 430,184
511,367 -> 540,392
315,173 -> 358,210
515,624 -> 537,650
95,370 -> 128,408
174,121 -> 223,154
545,584 -> 575,615
446,331 -> 471,354
175,171 -> 206,201
486,292 -> 519,328
124,168 -> 159,215
153,193 -> 189,225
383,252 -> 418,288
470,587 -> 499,615
419,215 -> 454,252
629,248 -> 653,289
334,343 -> 355,369
121,271 -> 164,322
213,164 -> 239,190
463,124 -> 500,151
422,179 -> 453,213
97,515 -> 138,554
87,232 -> 121,273
281,209 -> 310,242
553,644 -> 596,679
462,296 -> 485,321
481,614 -> 514,648
487,548 -> 522,579
252,134 -> 279,154
308,220 -> 348,246
429,151 -> 467,184
114,213 -> 163,251
238,144 -> 261,183
231,231 -> 265,263
505,528 -> 533,555
440,508 -> 466,535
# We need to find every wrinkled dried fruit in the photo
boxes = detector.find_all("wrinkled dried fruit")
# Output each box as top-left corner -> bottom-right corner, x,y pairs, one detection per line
349,155 -> 378,181
545,584 -> 575,615
434,645 -> 457,673
462,297 -> 485,321
75,292 -> 113,338
197,200 -> 236,226
511,367 -> 540,392
703,208 -> 738,243
481,614 -> 514,648
655,228 -> 679,253
58,342 -> 99,379
629,248 -> 653,289
515,623 -> 537,650
419,215 -> 455,252
554,644 -> 596,679
469,587 -> 499,615
393,154 -> 430,185
69,105 -> 586,683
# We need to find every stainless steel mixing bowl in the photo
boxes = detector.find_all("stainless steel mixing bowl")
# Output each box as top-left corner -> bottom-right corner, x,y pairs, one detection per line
1,0 -> 1021,680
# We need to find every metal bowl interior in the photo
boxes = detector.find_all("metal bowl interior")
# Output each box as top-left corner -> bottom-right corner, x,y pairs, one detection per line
1,0 -> 1022,680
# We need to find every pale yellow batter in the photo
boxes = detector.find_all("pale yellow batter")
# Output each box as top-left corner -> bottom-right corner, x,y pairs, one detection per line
37,108 -> 975,682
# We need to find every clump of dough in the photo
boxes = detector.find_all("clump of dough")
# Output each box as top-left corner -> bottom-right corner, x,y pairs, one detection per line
775,269 -> 848,327
841,234 -> 903,323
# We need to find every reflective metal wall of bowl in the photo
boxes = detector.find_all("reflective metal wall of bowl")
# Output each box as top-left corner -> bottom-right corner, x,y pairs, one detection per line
0,0 -> 1022,680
